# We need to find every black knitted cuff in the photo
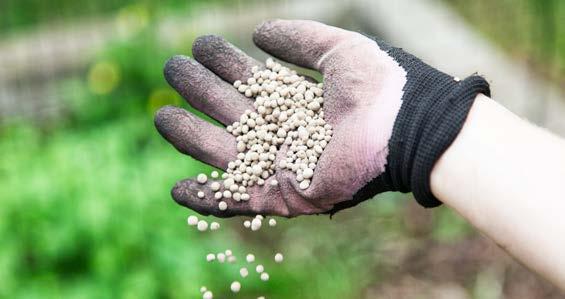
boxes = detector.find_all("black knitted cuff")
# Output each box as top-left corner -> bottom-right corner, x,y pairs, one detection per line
382,74 -> 491,208
410,76 -> 491,207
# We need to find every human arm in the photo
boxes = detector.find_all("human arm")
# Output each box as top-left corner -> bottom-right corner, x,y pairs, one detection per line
432,94 -> 565,290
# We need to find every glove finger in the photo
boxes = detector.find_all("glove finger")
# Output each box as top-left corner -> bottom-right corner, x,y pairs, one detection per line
192,35 -> 263,84
171,178 -> 291,218
154,106 -> 237,169
193,34 -> 320,85
164,55 -> 254,125
252,19 -> 361,72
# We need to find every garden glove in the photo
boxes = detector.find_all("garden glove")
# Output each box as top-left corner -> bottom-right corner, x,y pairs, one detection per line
154,19 -> 490,217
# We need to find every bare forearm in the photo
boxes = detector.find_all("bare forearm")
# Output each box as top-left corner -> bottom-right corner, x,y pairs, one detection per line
431,94 -> 565,289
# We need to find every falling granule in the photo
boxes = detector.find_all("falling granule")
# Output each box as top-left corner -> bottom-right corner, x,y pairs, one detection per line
210,222 -> 220,231
239,267 -> 249,278
230,281 -> 241,293
243,220 -> 251,228
246,254 -> 255,263
197,220 -> 208,232
274,253 -> 283,263
202,290 -> 213,299
216,253 -> 226,263
260,272 -> 270,281
206,253 -> 215,262
200,286 -> 207,293
187,215 -> 198,226
251,218 -> 262,231
255,264 -> 264,273
268,218 -> 277,227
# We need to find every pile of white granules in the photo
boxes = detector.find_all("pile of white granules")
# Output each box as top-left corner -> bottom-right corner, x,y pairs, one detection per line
188,58 -> 331,298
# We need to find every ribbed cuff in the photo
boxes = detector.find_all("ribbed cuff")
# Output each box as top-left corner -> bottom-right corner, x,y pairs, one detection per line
411,75 -> 491,207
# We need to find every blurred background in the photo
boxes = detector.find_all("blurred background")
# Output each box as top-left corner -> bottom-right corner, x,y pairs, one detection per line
1,0 -> 564,298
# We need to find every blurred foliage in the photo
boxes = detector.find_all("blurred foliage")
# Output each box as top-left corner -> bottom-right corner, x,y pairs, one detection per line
0,0 -> 223,36
4,0 -> 558,297
445,0 -> 565,83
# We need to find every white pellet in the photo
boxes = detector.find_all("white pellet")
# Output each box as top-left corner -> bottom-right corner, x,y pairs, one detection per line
268,218 -> 277,227
299,180 -> 310,190
256,264 -> 264,273
197,220 -> 208,231
260,272 -> 269,281
270,179 -> 278,186
228,255 -> 237,263
197,173 -> 208,184
206,253 -> 215,262
197,191 -> 205,198
240,267 -> 249,278
210,171 -> 219,178
274,253 -> 283,263
216,253 -> 226,263
230,281 -> 241,293
246,254 -> 255,263
210,222 -> 220,231
187,215 -> 198,226
218,201 -> 227,211
200,286 -> 207,293
243,220 -> 251,228
302,168 -> 313,179
251,218 -> 262,231
223,178 -> 235,188
203,290 -> 213,299
233,192 -> 241,201
210,182 -> 220,191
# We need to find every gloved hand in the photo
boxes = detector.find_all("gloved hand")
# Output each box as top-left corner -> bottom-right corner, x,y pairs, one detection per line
154,19 -> 489,217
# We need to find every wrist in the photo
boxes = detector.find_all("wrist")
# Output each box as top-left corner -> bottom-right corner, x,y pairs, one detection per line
381,74 -> 490,207
430,93 -> 501,217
